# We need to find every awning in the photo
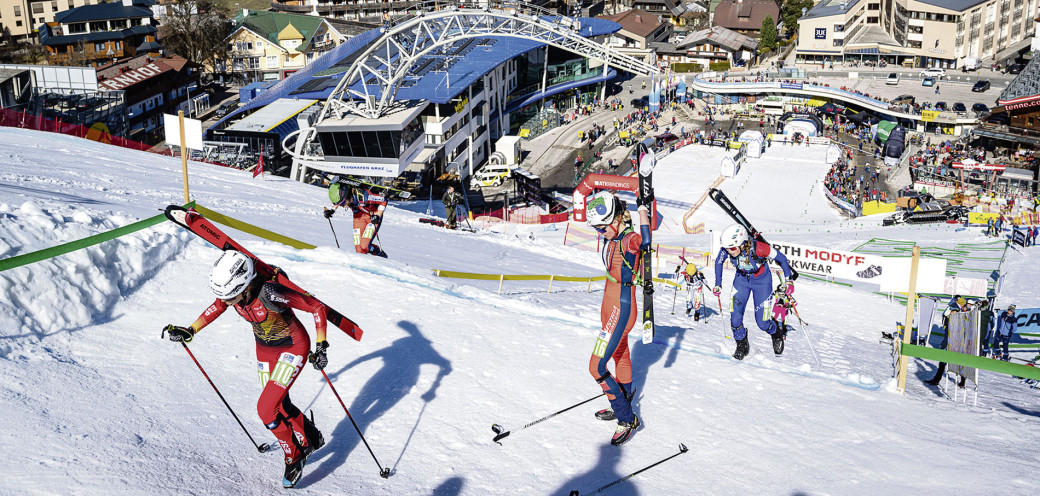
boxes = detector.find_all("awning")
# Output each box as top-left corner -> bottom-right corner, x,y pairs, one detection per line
971,128 -> 1040,146
994,37 -> 1033,63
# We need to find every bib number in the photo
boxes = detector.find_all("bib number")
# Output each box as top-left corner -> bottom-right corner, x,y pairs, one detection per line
258,352 -> 304,388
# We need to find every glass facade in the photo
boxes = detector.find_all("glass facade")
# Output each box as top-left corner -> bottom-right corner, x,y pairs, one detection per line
317,115 -> 424,159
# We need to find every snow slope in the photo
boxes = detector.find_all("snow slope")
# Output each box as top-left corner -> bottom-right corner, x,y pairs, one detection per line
2,127 -> 1039,495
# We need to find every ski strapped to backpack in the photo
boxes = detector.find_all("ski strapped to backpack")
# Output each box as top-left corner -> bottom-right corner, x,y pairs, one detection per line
325,174 -> 412,200
164,205 -> 363,341
707,188 -> 799,282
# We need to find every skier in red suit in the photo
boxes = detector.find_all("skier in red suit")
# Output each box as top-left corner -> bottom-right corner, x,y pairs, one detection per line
162,251 -> 330,487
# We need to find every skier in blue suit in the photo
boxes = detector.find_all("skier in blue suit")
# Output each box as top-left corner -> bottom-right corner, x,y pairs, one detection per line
712,224 -> 794,360
991,305 -> 1018,361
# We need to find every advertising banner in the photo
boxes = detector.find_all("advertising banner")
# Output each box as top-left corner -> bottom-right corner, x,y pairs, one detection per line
825,144 -> 842,165
769,242 -> 885,282
942,276 -> 988,297
968,212 -> 999,225
780,82 -> 804,90
920,110 -> 940,122
877,257 -> 948,294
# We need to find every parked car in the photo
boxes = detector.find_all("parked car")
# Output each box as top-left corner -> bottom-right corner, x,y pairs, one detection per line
920,68 -> 946,78
1007,64 -> 1025,74
886,73 -> 899,85
935,101 -> 948,111
215,101 -> 238,117
952,102 -> 966,112
971,103 -> 989,113
971,80 -> 991,92
892,94 -> 916,105
630,98 -> 648,108
921,76 -> 935,87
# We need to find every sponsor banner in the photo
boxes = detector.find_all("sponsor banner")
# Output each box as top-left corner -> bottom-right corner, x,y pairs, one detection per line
1014,308 -> 1040,333
921,110 -> 940,122
942,276 -> 988,297
780,82 -> 803,90
952,162 -> 1005,171
770,242 -> 884,282
968,212 -> 999,225
1012,228 -> 1028,246
823,187 -> 858,216
825,144 -> 842,165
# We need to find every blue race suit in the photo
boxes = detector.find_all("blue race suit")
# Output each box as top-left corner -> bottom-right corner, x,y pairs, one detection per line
992,310 -> 1018,359
714,239 -> 792,341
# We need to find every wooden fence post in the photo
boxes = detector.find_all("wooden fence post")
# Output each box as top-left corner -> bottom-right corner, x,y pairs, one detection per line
548,275 -> 555,293
498,274 -> 505,294
897,246 -> 922,394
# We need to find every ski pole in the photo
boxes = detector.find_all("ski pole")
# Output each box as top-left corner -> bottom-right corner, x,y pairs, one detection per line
670,284 -> 678,315
569,443 -> 689,496
492,392 -> 606,444
716,293 -> 730,339
324,209 -> 340,249
179,342 -> 272,453
320,369 -> 391,479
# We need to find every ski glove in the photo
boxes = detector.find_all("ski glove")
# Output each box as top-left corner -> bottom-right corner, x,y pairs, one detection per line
712,286 -> 722,297
309,341 -> 329,370
323,208 -> 335,219
162,325 -> 195,343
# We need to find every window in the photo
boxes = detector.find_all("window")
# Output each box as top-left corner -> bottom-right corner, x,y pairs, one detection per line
89,21 -> 107,32
234,41 -> 253,51
833,39 -> 843,46
94,42 -> 105,52
68,23 -> 86,33
267,55 -> 278,67
834,24 -> 844,32
15,20 -> 22,27
248,57 -> 260,70
51,1 -> 59,12
13,6 -> 20,16
32,3 -> 44,14
114,41 -> 120,50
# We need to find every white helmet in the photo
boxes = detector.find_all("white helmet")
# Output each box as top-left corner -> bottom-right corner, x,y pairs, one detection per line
210,251 -> 256,299
720,224 -> 748,249
585,191 -> 620,227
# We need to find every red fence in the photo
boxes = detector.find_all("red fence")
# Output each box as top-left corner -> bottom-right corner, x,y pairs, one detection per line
0,108 -> 228,167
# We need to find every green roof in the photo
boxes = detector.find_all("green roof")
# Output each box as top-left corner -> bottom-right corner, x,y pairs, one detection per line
233,10 -> 324,49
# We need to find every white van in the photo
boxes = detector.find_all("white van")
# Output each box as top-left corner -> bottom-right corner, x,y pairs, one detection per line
470,164 -> 512,188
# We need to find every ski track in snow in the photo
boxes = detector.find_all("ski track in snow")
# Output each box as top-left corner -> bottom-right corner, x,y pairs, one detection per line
2,127 -> 1040,495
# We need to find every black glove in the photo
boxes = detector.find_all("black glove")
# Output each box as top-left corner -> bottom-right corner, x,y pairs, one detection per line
309,341 -> 329,370
323,208 -> 334,219
162,324 -> 194,343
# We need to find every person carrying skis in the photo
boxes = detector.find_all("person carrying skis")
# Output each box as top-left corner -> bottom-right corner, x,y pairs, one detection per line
991,304 -> 1018,361
677,261 -> 706,320
162,251 -> 329,487
584,191 -> 650,446
712,224 -> 793,360
324,178 -> 388,257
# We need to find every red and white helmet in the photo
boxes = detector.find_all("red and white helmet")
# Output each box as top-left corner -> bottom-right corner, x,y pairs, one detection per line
720,224 -> 748,249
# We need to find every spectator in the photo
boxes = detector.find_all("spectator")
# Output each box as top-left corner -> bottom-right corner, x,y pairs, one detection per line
991,305 -> 1018,361
442,186 -> 461,229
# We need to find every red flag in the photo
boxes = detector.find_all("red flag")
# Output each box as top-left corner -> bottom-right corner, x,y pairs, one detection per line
253,145 -> 264,178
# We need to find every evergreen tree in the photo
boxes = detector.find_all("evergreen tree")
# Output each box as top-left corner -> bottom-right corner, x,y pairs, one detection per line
760,15 -> 777,54
781,0 -> 815,39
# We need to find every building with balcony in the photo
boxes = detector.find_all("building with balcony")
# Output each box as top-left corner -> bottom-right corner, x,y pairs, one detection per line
96,53 -> 198,143
37,0 -> 158,67
0,0 -> 130,44
795,0 -> 1040,69
212,9 -> 360,84
600,8 -> 672,64
675,24 -> 758,68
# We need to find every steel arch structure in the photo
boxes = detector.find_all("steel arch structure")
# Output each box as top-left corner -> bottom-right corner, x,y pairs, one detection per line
317,1 -> 660,122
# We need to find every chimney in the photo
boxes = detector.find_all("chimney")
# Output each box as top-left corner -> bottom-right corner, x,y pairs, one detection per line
243,9 -> 249,18
636,14 -> 641,22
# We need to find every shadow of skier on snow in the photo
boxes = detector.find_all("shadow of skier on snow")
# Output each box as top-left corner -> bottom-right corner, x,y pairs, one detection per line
300,320 -> 452,487
551,443 -> 637,496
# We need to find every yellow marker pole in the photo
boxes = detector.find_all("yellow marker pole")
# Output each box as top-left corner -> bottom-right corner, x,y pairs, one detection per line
498,274 -> 504,294
178,110 -> 190,204
896,246 -> 921,393
547,274 -> 555,294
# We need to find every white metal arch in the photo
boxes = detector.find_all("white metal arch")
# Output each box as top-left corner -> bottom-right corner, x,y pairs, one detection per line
317,1 -> 660,122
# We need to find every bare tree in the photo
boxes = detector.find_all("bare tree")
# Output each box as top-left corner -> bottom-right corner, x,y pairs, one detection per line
159,0 -> 233,70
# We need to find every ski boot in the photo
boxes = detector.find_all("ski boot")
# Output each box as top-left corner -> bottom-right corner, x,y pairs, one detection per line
693,311 -> 700,322
733,337 -> 750,360
686,307 -> 692,316
610,415 -> 640,446
771,323 -> 786,356
283,450 -> 310,488
594,386 -> 636,421
303,411 -> 325,452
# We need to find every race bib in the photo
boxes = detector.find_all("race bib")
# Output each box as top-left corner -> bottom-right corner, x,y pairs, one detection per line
267,352 -> 304,388
592,327 -> 611,358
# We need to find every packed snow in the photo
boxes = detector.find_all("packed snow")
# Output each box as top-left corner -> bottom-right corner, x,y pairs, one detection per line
2,127 -> 1039,495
